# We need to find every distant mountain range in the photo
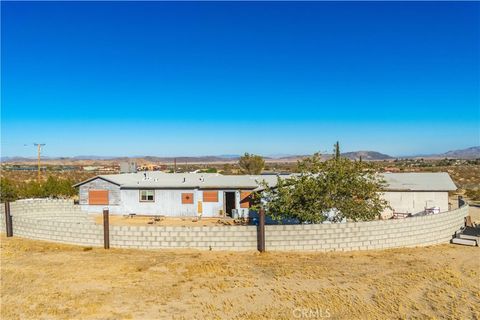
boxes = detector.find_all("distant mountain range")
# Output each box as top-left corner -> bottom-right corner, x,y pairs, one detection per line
1,146 -> 478,163
440,146 -> 480,159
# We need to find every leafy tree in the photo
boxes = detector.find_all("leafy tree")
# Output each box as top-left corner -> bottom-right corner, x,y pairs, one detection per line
239,153 -> 265,175
0,178 -> 18,202
259,143 -> 389,223
42,176 -> 76,198
20,181 -> 43,199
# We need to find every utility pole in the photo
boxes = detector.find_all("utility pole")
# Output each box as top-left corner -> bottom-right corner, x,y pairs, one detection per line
33,143 -> 46,182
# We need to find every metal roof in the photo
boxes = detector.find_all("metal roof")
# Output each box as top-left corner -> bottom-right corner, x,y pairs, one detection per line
73,172 -> 457,191
381,172 -> 457,191
74,172 -> 281,190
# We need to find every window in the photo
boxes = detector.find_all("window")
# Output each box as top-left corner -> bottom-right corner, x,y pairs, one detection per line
139,190 -> 155,202
203,191 -> 218,202
182,193 -> 194,204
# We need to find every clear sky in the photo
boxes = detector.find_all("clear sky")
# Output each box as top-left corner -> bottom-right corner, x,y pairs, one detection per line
1,1 -> 479,158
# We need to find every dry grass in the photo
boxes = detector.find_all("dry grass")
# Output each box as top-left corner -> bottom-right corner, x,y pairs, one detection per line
1,236 -> 479,320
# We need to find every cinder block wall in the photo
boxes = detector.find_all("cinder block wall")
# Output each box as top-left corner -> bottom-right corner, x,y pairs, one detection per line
265,205 -> 468,251
109,225 -> 258,250
0,199 -> 103,246
0,199 -> 468,251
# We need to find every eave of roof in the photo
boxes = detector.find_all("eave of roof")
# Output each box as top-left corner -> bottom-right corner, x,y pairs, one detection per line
72,176 -> 121,188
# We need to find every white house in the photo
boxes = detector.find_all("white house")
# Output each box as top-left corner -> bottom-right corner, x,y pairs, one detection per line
74,172 -> 280,218
73,172 -> 457,218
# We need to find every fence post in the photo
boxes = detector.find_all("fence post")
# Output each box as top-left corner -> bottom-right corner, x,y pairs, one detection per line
103,208 -> 110,249
5,202 -> 13,237
257,208 -> 265,252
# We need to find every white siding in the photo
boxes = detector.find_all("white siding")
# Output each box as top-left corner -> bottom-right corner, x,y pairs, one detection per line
121,189 -> 197,216
381,191 -> 449,218
80,189 -> 245,217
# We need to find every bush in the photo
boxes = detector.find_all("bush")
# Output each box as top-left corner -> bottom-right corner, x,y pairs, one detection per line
0,178 -> 18,202
465,189 -> 480,201
0,176 -> 76,201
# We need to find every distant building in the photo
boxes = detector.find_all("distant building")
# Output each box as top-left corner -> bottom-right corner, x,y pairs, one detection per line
119,161 -> 137,173
83,166 -> 99,172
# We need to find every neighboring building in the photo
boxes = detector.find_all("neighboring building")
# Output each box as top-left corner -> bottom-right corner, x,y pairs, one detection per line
73,172 -> 456,218
83,166 -> 99,172
119,161 -> 137,174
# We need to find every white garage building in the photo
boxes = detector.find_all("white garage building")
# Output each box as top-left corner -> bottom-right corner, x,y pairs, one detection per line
381,172 -> 457,218
74,172 -> 456,218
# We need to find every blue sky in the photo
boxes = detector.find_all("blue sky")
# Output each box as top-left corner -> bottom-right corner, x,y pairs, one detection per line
1,2 -> 479,157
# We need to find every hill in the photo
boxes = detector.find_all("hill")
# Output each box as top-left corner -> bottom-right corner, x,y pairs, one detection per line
341,151 -> 393,160
439,146 -> 480,159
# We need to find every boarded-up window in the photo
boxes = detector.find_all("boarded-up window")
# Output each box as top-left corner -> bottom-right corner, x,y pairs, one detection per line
182,193 -> 194,204
203,191 -> 218,202
240,191 -> 252,208
89,190 -> 109,205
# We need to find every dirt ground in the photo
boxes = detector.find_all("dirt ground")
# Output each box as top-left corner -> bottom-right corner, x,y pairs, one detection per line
93,215 -> 245,227
469,205 -> 480,224
1,236 -> 479,320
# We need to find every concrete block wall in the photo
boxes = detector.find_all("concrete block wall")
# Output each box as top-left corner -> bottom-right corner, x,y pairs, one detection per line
0,199 -> 103,246
0,199 -> 469,251
265,204 -> 468,251
110,225 -> 258,250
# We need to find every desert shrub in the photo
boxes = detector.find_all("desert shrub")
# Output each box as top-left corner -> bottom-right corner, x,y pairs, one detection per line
1,176 -> 76,201
0,178 -> 18,202
465,189 -> 480,201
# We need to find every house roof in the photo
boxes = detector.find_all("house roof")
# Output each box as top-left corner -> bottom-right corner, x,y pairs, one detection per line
73,172 -> 281,190
73,171 -> 457,191
381,172 -> 457,191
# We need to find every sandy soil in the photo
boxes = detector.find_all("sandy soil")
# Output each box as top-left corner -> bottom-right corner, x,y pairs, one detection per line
93,215 -> 245,227
1,236 -> 479,320
469,205 -> 480,224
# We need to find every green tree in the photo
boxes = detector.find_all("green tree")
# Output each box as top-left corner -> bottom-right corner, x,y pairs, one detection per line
20,181 -> 43,199
42,176 -> 76,198
238,153 -> 265,175
334,141 -> 341,160
0,178 -> 18,202
259,143 -> 389,223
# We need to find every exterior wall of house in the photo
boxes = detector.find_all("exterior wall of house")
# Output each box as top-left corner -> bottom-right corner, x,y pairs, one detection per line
121,189 -> 198,216
77,179 -> 450,219
79,186 -> 245,216
79,178 -> 121,205
381,191 -> 449,218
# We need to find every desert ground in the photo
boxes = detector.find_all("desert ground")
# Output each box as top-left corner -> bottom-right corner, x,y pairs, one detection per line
93,215 -> 245,227
1,236 -> 479,320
